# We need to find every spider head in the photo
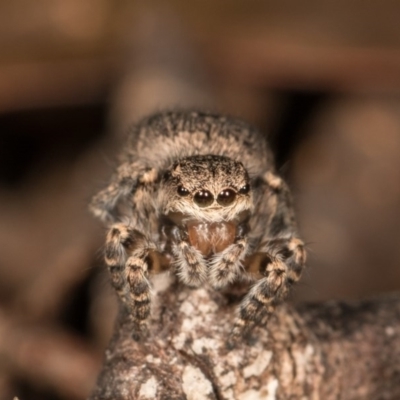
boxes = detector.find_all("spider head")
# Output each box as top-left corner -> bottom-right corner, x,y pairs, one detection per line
159,155 -> 253,223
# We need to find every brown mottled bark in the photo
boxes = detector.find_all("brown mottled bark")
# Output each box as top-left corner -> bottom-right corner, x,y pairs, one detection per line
89,276 -> 400,400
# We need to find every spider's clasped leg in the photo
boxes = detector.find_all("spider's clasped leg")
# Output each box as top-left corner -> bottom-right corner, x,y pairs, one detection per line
125,256 -> 152,340
228,237 -> 306,346
104,222 -> 170,340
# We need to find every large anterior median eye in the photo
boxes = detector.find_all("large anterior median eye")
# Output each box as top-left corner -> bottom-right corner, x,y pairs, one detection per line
217,188 -> 236,206
194,190 -> 214,207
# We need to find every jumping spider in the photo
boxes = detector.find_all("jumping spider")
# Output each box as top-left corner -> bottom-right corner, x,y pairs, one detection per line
90,110 -> 306,343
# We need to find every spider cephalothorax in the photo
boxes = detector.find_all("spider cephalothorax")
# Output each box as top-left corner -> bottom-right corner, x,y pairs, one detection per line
160,154 -> 252,220
90,110 -> 306,343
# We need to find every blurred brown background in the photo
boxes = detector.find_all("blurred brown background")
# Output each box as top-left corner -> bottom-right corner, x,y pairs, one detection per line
1,2 -> 400,399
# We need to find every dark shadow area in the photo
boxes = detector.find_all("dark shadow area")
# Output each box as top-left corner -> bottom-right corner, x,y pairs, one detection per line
0,104 -> 107,187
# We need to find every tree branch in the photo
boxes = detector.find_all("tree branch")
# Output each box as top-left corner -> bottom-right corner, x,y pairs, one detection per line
88,277 -> 400,399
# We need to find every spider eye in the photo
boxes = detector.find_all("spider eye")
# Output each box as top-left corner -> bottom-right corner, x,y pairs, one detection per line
177,186 -> 190,197
217,189 -> 236,206
194,190 -> 214,207
239,183 -> 250,195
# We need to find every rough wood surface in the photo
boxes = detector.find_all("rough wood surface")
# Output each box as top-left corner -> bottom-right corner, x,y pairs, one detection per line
89,275 -> 400,399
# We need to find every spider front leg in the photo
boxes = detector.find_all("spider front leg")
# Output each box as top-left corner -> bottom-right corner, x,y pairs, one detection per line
90,162 -> 158,223
229,237 -> 306,342
229,172 -> 306,345
104,222 -> 170,340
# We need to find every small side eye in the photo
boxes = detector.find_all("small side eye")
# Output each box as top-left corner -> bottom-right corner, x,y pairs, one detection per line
217,189 -> 236,206
239,183 -> 250,195
194,190 -> 214,207
177,186 -> 190,197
